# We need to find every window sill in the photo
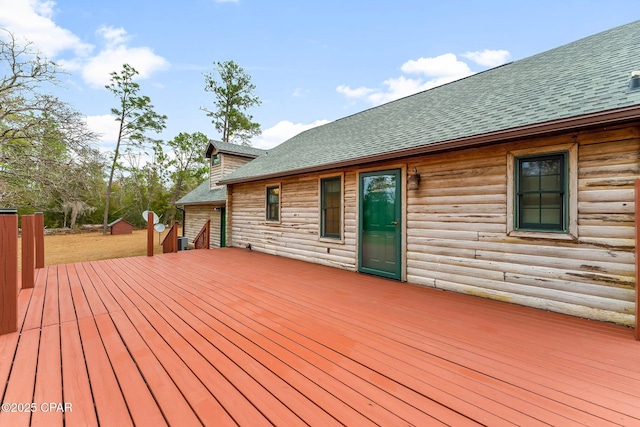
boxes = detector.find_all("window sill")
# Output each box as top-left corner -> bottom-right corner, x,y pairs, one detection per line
508,230 -> 577,241
319,236 -> 344,244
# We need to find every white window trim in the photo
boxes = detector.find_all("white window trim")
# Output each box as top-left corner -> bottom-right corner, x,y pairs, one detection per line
265,183 -> 282,224
318,173 -> 345,243
506,142 -> 578,240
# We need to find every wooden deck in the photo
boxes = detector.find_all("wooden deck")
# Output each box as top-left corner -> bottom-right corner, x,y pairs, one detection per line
1,248 -> 639,426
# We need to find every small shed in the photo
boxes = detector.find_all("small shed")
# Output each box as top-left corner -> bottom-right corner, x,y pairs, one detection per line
108,218 -> 134,235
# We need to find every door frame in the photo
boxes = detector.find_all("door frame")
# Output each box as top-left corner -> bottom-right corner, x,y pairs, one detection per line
357,167 -> 405,280
220,206 -> 226,247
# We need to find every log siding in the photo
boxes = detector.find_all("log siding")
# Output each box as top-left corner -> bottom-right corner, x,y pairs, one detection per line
184,205 -> 222,248
228,126 -> 639,325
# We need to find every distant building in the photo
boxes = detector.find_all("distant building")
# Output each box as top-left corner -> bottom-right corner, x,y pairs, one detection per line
108,218 -> 134,235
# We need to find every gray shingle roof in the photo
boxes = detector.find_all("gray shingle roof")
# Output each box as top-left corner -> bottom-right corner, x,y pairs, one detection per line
205,140 -> 266,158
175,181 -> 226,205
221,20 -> 640,184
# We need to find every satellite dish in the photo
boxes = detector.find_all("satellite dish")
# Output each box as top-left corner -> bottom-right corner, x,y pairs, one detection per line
153,223 -> 166,233
142,210 -> 159,224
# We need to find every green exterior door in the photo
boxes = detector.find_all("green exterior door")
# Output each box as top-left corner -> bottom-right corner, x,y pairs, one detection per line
220,207 -> 226,247
358,169 -> 401,279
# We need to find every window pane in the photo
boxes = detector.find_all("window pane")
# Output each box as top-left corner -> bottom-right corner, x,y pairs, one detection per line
541,208 -> 561,225
540,175 -> 561,191
516,153 -> 566,231
266,186 -> 279,221
321,177 -> 341,238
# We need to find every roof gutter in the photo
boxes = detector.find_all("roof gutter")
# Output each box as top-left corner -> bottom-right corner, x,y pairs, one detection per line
219,105 -> 640,185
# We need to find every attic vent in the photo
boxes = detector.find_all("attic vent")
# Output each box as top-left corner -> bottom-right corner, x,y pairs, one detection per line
629,71 -> 640,91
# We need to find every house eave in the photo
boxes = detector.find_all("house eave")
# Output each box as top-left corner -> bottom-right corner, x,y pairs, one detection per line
219,105 -> 640,185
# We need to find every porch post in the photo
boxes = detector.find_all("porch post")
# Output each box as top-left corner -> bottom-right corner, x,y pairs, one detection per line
21,214 -> 35,289
34,212 -> 45,268
635,180 -> 640,340
173,221 -> 179,253
0,209 -> 18,336
147,211 -> 154,257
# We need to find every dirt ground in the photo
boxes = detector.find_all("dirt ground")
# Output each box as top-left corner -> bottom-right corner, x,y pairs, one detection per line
18,228 -> 179,268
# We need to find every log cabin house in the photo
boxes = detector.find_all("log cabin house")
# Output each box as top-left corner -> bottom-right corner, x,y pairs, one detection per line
204,21 -> 640,326
176,140 -> 265,248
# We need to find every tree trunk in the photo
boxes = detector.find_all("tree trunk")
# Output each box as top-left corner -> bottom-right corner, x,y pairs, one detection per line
103,109 -> 125,234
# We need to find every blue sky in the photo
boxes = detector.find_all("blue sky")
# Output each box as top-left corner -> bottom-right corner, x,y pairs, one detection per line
0,1 -> 637,152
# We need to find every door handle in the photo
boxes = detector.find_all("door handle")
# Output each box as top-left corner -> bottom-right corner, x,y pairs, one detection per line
391,221 -> 398,225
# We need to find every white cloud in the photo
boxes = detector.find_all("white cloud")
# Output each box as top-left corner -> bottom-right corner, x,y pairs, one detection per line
0,0 -> 92,57
337,50 -> 508,106
251,119 -> 330,149
401,53 -> 472,78
462,49 -> 510,67
292,88 -> 309,97
83,114 -> 119,152
0,1 -> 169,88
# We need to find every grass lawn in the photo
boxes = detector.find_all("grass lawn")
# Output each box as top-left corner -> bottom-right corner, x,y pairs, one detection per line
18,228 -> 179,268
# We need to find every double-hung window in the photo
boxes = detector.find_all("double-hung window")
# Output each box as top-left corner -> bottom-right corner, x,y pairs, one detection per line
515,152 -> 567,232
320,176 -> 341,238
266,185 -> 280,222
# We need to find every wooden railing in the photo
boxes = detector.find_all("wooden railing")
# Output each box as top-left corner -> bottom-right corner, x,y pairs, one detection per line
194,220 -> 210,249
161,221 -> 180,254
1,210 -> 45,336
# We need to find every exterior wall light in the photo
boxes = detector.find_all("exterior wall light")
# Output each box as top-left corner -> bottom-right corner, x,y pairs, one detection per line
407,167 -> 421,190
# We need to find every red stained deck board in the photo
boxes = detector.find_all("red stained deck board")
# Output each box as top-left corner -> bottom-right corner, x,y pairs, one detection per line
123,256 -> 462,427
76,316 -> 133,426
60,320 -> 98,427
3,248 -> 640,426
184,249 -> 640,425
138,256 -> 527,426
216,274 -> 631,425
67,264 -> 94,320
102,312 -> 195,427
111,307 -> 243,425
116,258 -> 374,427
0,328 -> 39,427
40,267 -> 59,328
74,263 -> 107,316
22,269 -> 47,331
31,324 -> 63,427
101,260 -> 282,427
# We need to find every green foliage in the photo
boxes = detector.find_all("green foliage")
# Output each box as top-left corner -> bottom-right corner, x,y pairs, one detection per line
202,60 -> 261,145
161,131 -> 209,223
102,63 -> 167,233
1,29 -> 104,226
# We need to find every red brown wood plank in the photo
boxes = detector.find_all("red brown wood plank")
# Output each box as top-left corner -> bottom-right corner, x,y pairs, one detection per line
92,313 -> 168,427
60,320 -> 98,426
0,328 -> 39,427
124,256 -> 457,426
67,264 -> 93,320
31,324 -> 63,427
109,309 -> 234,425
116,258 -> 350,427
57,265 -> 78,324
41,267 -> 59,327
231,271 -> 638,425
22,269 -> 49,331
77,316 -> 133,426
183,249 -> 640,425
74,263 -> 107,316
0,332 -> 19,399
102,260 -> 274,426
